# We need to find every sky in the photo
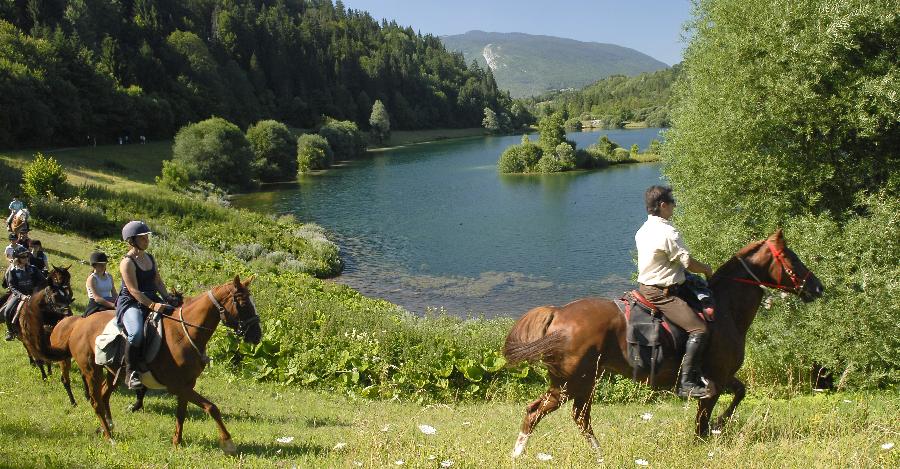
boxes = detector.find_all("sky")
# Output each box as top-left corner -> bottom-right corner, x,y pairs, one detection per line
341,0 -> 693,65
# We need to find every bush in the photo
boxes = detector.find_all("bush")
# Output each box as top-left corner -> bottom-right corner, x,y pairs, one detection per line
170,117 -> 254,191
22,153 -> 67,199
564,117 -> 582,131
555,142 -> 577,170
498,142 -> 542,173
369,100 -> 391,144
297,134 -> 334,173
318,119 -> 366,160
246,120 -> 297,182
156,159 -> 190,190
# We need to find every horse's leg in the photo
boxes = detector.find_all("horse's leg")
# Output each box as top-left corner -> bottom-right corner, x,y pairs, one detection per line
713,378 -> 746,431
171,396 -> 188,447
511,385 -> 564,459
695,394 -> 720,437
571,384 -> 601,457
129,386 -> 146,412
60,359 -> 77,406
84,367 -> 114,440
81,375 -> 90,402
100,370 -> 116,430
179,388 -> 237,455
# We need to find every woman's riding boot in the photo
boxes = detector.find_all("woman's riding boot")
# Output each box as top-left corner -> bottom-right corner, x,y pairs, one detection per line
124,341 -> 144,390
678,331 -> 709,399
4,311 -> 15,341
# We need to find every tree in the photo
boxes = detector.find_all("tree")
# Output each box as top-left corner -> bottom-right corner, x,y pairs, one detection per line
319,119 -> 366,160
246,120 -> 296,182
482,107 -> 500,133
497,142 -> 542,174
297,134 -> 334,173
369,100 -> 390,144
169,117 -> 253,191
630,143 -> 640,158
537,112 -> 566,153
22,153 -> 67,198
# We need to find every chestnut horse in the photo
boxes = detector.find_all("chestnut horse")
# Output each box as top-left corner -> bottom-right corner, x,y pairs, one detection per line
503,230 -> 825,458
13,266 -> 75,390
36,275 -> 261,453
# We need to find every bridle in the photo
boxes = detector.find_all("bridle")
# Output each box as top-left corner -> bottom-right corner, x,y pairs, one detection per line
158,287 -> 260,361
41,274 -> 74,317
731,241 -> 811,294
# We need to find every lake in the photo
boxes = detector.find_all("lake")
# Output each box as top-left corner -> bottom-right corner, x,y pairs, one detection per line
235,128 -> 666,317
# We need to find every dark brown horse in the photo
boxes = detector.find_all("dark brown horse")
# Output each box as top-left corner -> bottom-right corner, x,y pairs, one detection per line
39,275 -> 261,453
503,230 -> 825,458
14,266 -> 76,396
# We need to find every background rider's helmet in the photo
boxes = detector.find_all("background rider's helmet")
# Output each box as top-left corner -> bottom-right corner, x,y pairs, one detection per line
13,245 -> 29,258
8,233 -> 16,241
89,251 -> 109,265
121,221 -> 152,241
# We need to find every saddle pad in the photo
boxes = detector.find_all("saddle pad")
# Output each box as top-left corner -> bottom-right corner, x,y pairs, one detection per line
94,319 -> 123,365
143,312 -> 165,365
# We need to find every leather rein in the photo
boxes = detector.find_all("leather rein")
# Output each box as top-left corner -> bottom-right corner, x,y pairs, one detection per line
157,289 -> 259,362
730,241 -> 810,294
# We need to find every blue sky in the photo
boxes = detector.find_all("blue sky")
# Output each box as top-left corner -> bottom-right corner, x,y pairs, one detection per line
342,0 -> 692,65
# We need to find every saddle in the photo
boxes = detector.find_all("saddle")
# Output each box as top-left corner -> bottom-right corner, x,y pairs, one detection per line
617,288 -> 710,385
94,313 -> 166,389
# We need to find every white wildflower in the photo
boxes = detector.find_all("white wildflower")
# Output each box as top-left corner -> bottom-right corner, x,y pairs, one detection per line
394,460 -> 404,466
640,412 -> 653,421
536,453 -> 553,461
635,459 -> 649,466
276,436 -> 294,444
842,399 -> 852,403
427,455 -> 436,460
882,442 -> 894,451
418,424 -> 437,435
352,462 -> 362,467
333,442 -> 347,451
440,460 -> 453,468
462,421 -> 471,426
711,429 -> 722,435
381,424 -> 390,432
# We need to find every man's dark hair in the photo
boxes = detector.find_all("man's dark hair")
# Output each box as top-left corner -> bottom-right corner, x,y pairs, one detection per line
31,240 -> 40,247
645,185 -> 675,215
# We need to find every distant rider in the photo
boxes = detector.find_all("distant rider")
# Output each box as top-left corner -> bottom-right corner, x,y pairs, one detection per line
3,246 -> 43,340
6,197 -> 23,232
28,240 -> 49,278
116,221 -> 174,389
635,185 -> 714,398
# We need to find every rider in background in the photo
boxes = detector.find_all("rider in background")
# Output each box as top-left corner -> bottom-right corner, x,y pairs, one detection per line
16,229 -> 31,250
84,251 -> 117,317
28,240 -> 49,277
116,221 -> 174,389
635,185 -> 714,399
5,233 -> 19,265
3,246 -> 42,340
6,197 -> 23,232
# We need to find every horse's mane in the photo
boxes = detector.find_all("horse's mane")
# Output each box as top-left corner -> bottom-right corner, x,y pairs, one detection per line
708,240 -> 765,288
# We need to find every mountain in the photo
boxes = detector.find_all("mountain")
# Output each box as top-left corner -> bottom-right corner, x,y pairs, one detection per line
441,31 -> 668,98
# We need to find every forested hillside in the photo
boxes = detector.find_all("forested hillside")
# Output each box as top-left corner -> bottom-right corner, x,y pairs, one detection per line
0,0 -> 512,147
528,66 -> 680,127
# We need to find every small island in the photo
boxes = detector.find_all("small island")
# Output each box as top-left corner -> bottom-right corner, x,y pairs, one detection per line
497,112 -> 660,174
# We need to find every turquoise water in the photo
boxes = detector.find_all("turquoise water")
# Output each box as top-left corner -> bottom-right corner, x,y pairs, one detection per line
235,128 -> 666,317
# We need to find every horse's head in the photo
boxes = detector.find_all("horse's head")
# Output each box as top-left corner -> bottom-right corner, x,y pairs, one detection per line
741,229 -> 825,303
45,264 -> 74,316
212,275 -> 262,344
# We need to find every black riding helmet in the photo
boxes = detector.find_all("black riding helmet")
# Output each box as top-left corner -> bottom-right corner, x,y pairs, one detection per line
89,251 -> 109,265
8,232 -> 16,241
12,245 -> 29,258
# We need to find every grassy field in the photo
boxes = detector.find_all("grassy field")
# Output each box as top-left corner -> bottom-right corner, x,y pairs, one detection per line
0,341 -> 896,468
374,128 -> 486,150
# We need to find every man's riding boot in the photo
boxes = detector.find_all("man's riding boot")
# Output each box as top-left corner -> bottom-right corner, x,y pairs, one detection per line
124,341 -> 144,390
678,331 -> 709,399
4,313 -> 15,341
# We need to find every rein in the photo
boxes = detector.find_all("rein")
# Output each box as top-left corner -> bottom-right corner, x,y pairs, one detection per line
730,241 -> 810,293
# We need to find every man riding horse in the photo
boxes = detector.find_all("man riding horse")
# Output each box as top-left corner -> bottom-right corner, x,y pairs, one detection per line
635,185 -> 714,398
3,246 -> 43,340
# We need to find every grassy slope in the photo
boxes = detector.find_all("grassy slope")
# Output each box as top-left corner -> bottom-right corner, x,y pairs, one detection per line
0,144 -> 896,467
0,343 -> 896,468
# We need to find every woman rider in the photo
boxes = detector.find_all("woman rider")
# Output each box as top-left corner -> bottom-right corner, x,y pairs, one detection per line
117,221 -> 175,389
84,251 -> 117,317
3,246 -> 43,340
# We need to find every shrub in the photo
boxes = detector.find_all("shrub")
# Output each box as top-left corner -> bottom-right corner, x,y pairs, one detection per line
247,120 -> 297,182
498,142 -> 542,173
170,117 -> 254,191
297,134 -> 334,173
537,112 -> 566,153
156,159 -> 190,190
610,147 -> 631,163
555,142 -> 577,170
22,153 -> 67,199
537,154 -> 563,173
564,117 -> 582,131
319,119 -> 366,160
369,100 -> 391,144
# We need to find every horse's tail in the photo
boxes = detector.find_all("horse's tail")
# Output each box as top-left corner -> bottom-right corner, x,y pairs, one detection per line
503,306 -> 567,374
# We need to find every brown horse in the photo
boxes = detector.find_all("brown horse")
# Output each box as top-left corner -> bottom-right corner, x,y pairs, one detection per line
10,208 -> 29,235
39,275 -> 261,453
13,266 -> 76,392
503,229 -> 825,458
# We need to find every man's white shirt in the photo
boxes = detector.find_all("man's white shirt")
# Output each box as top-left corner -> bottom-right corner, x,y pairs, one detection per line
635,215 -> 691,287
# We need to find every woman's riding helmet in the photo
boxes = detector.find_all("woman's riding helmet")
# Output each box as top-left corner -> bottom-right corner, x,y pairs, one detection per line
13,245 -> 29,258
8,233 -> 16,241
89,251 -> 109,265
121,220 -> 152,241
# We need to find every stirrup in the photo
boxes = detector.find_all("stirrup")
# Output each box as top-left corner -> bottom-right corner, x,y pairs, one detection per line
127,371 -> 143,390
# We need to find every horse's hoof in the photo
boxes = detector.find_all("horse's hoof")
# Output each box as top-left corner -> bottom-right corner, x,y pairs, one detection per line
220,438 -> 237,456
129,404 -> 143,413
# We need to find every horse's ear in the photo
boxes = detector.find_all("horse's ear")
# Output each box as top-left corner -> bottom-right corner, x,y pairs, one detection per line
232,274 -> 241,287
64,264 -> 72,271
242,274 -> 256,288
769,228 -> 785,246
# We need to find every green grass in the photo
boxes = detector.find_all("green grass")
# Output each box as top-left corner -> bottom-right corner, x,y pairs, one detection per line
375,128 -> 486,149
0,342 -> 896,467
